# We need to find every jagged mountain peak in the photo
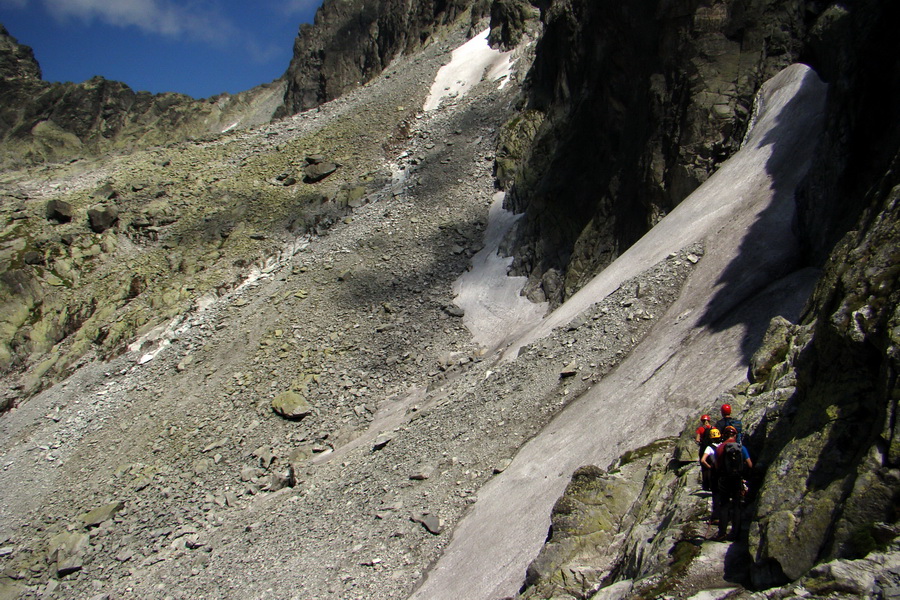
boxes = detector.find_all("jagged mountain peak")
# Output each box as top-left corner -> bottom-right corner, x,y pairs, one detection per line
0,24 -> 41,84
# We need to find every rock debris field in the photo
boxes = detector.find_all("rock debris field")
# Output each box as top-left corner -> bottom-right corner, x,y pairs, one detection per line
0,27 -> 707,600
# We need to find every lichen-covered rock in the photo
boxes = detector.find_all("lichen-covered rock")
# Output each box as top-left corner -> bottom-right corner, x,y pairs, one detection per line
47,531 -> 90,577
748,317 -> 796,384
520,438 -> 711,599
79,500 -> 124,527
272,391 -> 313,420
488,0 -> 541,50
748,186 -> 900,587
494,109 -> 543,191
87,204 -> 119,233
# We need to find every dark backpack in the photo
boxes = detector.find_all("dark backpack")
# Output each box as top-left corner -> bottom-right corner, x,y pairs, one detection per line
718,417 -> 744,443
699,426 -> 713,450
721,442 -> 744,478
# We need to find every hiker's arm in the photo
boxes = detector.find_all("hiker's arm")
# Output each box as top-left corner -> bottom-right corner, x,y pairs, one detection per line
700,453 -> 712,469
745,458 -> 753,469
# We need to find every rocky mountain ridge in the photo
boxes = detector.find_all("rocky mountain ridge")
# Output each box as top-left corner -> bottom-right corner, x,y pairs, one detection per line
0,1 -> 898,600
0,26 -> 285,167
0,1 -> 498,169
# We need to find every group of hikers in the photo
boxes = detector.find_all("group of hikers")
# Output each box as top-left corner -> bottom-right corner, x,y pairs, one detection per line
694,404 -> 752,541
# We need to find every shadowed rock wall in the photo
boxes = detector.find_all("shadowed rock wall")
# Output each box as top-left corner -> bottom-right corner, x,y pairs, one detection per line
500,0 -> 814,305
748,0 -> 900,586
519,1 -> 900,595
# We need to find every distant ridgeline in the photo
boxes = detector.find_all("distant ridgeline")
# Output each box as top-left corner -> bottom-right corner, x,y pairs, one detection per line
0,0 -> 499,166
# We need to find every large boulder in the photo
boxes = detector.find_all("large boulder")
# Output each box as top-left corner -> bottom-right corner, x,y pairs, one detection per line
303,160 -> 340,183
45,199 -> 74,223
520,438 -> 709,599
272,391 -> 313,420
87,205 -> 119,233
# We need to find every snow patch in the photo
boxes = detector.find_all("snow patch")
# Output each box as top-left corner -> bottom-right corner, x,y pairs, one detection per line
452,192 -> 547,349
424,29 -> 515,112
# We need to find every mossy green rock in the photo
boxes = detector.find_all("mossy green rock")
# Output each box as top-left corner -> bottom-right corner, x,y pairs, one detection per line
79,500 -> 124,527
749,316 -> 796,383
272,391 -> 313,420
521,438 -> 704,599
47,531 -> 90,576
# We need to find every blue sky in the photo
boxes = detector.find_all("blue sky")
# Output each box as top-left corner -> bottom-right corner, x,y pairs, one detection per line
0,0 -> 323,98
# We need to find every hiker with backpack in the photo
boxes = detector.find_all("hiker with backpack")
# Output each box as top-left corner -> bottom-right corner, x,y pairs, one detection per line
695,415 -> 713,490
699,427 -> 724,520
713,425 -> 752,540
716,404 -> 743,442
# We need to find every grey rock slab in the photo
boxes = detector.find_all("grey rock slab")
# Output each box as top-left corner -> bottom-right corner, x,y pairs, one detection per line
303,162 -> 340,183
372,432 -> 394,451
202,438 -> 228,453
45,200 -> 73,223
252,446 -> 275,468
48,531 -> 90,576
115,548 -> 134,562
493,459 -> 512,474
444,306 -> 465,318
80,501 -> 124,527
87,205 -> 119,233
409,465 -> 435,480
411,513 -> 443,535
559,362 -> 577,378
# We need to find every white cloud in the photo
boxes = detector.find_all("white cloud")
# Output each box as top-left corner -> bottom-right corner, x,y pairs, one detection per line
282,0 -> 319,15
244,37 -> 283,65
40,0 -> 236,44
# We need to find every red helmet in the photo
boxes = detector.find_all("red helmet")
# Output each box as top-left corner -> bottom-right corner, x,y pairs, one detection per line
721,403 -> 732,417
701,414 -> 711,422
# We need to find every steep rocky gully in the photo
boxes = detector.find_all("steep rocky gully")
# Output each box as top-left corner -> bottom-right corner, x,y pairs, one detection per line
1,1 -> 899,600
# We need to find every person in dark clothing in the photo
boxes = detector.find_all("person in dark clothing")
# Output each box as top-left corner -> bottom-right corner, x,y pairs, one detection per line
714,425 -> 752,540
715,403 -> 743,442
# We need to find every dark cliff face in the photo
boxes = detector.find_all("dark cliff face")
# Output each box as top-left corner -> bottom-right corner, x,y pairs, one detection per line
795,0 -> 900,265
501,0 -> 813,305
746,0 -> 900,584
519,1 -> 900,592
275,0 -> 491,118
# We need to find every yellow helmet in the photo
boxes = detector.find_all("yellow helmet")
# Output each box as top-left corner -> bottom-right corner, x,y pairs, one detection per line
709,428 -> 722,440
